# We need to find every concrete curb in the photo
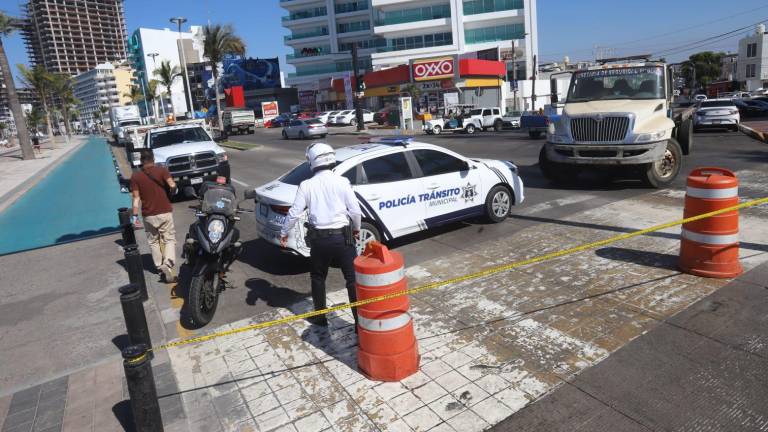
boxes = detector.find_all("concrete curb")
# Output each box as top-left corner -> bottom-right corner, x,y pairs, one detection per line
738,123 -> 768,143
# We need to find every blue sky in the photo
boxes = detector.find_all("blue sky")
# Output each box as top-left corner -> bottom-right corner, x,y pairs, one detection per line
2,0 -> 768,81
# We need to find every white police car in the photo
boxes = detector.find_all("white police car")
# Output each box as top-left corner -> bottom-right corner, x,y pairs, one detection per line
252,137 -> 524,256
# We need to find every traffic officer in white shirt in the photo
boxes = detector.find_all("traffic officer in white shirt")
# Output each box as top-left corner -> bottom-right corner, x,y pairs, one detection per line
281,143 -> 362,326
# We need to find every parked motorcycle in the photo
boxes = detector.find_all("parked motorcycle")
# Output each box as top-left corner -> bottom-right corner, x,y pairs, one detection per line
182,179 -> 253,326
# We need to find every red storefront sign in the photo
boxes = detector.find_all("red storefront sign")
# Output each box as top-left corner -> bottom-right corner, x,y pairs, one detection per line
412,57 -> 455,81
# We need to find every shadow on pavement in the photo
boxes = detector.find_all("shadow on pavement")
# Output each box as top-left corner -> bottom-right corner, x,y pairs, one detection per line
245,277 -> 306,307
111,400 -> 134,432
239,238 -> 311,276
54,226 -> 121,243
595,246 -> 678,271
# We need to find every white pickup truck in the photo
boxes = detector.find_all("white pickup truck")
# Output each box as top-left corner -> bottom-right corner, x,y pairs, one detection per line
423,107 -> 505,135
110,105 -> 142,146
140,123 -> 231,188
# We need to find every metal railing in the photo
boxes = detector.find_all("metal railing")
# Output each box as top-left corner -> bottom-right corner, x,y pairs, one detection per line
337,21 -> 370,33
375,4 -> 451,26
377,33 -> 453,52
281,7 -> 327,22
287,46 -> 332,60
462,0 -> 523,15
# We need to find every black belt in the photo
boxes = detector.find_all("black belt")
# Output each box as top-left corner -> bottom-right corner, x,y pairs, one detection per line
315,228 -> 345,237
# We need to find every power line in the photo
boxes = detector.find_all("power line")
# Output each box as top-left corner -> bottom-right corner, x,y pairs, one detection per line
652,18 -> 768,56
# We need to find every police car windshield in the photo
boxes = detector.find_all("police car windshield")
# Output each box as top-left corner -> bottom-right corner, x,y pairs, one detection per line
151,127 -> 210,148
280,162 -> 313,185
568,66 -> 665,102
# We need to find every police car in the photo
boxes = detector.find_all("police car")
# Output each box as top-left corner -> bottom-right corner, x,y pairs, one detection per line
252,137 -> 524,256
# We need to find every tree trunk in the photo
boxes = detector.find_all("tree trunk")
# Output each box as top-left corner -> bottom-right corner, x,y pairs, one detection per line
214,70 -> 223,131
167,87 -> 175,120
42,98 -> 54,149
0,39 -> 35,160
62,105 -> 71,145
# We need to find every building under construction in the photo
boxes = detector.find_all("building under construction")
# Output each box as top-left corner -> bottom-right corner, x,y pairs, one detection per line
21,0 -> 128,76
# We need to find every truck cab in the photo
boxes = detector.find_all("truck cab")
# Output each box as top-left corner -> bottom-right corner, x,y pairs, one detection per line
144,124 -> 231,188
541,58 -> 694,187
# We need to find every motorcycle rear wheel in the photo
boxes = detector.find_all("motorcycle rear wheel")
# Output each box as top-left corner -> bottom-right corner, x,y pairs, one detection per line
188,268 -> 219,326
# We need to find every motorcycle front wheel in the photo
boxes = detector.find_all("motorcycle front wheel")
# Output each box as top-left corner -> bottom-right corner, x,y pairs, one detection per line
188,267 -> 219,326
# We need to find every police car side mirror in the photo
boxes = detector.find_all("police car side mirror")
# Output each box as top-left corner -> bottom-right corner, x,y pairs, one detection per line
244,189 -> 257,200
461,161 -> 471,171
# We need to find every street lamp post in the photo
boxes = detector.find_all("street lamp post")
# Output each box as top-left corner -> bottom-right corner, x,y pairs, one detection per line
170,17 -> 194,119
147,52 -> 166,118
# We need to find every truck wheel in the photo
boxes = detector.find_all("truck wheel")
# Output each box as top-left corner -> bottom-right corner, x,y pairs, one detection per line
677,118 -> 693,155
485,185 -> 512,223
539,146 -> 574,184
641,139 -> 682,188
493,120 -> 503,132
529,130 -> 542,139
432,125 -> 442,135
249,127 -> 255,134
465,124 -> 476,134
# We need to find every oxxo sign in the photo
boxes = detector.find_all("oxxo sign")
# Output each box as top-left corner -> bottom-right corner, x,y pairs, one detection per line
412,57 -> 455,81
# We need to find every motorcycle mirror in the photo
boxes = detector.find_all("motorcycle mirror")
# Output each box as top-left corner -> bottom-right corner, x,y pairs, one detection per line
183,186 -> 198,199
243,189 -> 257,200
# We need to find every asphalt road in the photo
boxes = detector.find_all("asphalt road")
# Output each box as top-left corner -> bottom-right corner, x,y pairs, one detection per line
166,126 -> 766,336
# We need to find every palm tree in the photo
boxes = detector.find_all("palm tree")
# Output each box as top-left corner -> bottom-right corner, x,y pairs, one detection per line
18,64 -> 54,139
124,85 -> 143,105
153,60 -> 180,119
203,24 -> 245,128
25,107 -> 44,132
51,73 -> 77,140
0,12 -> 34,159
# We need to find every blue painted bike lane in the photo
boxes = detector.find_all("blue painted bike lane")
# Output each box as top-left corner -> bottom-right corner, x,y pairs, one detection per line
0,137 -> 130,255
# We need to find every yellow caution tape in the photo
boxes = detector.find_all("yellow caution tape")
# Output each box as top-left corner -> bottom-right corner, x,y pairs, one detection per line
150,196 -> 768,352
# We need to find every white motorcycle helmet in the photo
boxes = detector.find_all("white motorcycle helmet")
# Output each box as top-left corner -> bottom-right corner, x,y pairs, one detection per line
306,142 -> 336,171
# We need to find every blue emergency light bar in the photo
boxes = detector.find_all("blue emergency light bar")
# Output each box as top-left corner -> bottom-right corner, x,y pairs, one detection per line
369,136 -> 414,147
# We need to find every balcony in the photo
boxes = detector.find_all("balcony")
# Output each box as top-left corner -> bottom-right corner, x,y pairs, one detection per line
281,7 -> 327,23
375,4 -> 450,26
288,63 -> 351,78
284,27 -> 329,42
465,23 -> 524,44
376,32 -> 453,52
463,0 -> 523,15
337,21 -> 371,34
286,46 -> 332,60
335,1 -> 369,14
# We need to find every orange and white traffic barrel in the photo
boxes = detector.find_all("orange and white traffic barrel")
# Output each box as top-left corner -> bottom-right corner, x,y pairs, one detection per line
679,167 -> 743,278
354,241 -> 419,381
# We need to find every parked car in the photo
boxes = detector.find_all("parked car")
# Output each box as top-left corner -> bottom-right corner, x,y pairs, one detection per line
374,107 -> 395,125
694,99 -> 739,131
693,94 -> 708,102
734,99 -> 768,117
333,110 -> 374,126
269,113 -> 293,128
296,112 -> 316,120
316,111 -> 339,124
250,137 -> 524,257
282,119 -> 328,139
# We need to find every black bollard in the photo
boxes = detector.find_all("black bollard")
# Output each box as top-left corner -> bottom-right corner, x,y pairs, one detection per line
122,344 -> 164,432
118,207 -> 136,247
119,283 -> 152,355
124,245 -> 148,301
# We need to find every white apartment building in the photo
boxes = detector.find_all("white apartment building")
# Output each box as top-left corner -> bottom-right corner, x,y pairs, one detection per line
281,0 -> 538,88
737,24 -> 768,91
371,0 -> 537,79
281,0 -> 376,87
127,27 -> 204,117
74,62 -> 133,128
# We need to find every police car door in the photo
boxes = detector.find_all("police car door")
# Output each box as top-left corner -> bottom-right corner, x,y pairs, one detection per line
354,151 -> 425,239
412,149 -> 484,227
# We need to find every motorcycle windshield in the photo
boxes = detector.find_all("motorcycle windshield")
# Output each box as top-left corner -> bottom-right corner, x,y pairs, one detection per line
202,187 -> 237,216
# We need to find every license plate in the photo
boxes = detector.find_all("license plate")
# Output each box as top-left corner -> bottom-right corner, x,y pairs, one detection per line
190,177 -> 203,185
270,214 -> 287,225
712,120 -> 722,124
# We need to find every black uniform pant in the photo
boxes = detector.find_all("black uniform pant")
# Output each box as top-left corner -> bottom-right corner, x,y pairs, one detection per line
309,234 -> 358,324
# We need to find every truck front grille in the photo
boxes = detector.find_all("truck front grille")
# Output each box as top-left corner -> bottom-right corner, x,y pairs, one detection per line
167,152 -> 217,174
571,116 -> 630,143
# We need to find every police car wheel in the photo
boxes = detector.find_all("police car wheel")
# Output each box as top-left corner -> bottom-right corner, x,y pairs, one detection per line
356,222 -> 380,256
485,185 -> 512,223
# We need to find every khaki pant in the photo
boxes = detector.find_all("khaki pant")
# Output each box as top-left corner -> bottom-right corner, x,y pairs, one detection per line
144,212 -> 176,277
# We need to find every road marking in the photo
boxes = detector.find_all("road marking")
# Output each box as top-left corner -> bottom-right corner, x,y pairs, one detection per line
517,195 -> 598,215
231,178 -> 250,187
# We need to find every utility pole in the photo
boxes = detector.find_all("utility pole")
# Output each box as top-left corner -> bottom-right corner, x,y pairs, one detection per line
170,17 -> 194,118
531,54 -> 537,111
351,43 -> 365,131
511,40 -> 518,111
138,71 -> 151,124
147,53 -> 166,118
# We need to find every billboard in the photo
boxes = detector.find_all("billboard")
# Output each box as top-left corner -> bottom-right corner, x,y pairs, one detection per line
261,101 -> 279,121
412,57 -> 455,81
220,57 -> 281,91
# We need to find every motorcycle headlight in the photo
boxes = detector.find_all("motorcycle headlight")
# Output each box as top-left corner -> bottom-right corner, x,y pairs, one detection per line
634,130 -> 667,143
207,219 -> 225,243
